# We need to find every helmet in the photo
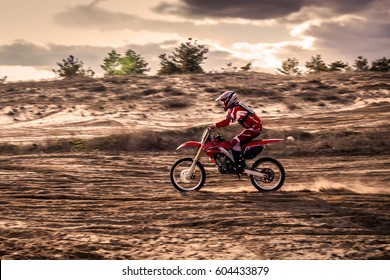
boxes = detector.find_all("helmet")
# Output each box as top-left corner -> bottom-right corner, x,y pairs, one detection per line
215,91 -> 238,111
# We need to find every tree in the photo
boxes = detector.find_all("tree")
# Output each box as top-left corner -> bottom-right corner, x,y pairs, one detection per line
158,54 -> 182,75
370,57 -> 390,72
277,57 -> 301,75
53,55 -> 94,79
125,49 -> 149,74
328,60 -> 350,72
101,49 -> 149,75
101,50 -> 122,76
305,55 -> 328,73
158,38 -> 209,75
353,56 -> 369,71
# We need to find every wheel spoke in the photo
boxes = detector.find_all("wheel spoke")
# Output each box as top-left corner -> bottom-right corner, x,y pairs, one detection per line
170,158 -> 206,191
250,158 -> 285,192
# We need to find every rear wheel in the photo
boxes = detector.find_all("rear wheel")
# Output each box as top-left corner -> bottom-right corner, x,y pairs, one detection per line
170,158 -> 206,191
250,157 -> 285,192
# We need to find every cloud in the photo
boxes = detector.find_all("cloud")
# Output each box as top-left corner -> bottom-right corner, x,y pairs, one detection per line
0,41 -> 53,66
0,40 -> 106,68
289,1 -> 390,61
154,0 -> 305,20
153,0 -> 377,20
304,17 -> 390,58
3,0 -> 389,80
0,39 -> 236,76
53,1 -> 292,46
54,1 -> 140,30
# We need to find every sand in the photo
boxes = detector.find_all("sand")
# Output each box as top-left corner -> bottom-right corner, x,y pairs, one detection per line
0,72 -> 389,259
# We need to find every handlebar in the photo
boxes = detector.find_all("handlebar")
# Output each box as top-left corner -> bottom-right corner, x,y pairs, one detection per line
204,127 -> 224,142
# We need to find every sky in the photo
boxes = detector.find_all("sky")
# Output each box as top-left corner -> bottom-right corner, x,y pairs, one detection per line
0,0 -> 389,81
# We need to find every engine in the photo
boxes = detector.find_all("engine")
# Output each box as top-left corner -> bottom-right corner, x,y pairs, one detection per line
214,153 -> 236,174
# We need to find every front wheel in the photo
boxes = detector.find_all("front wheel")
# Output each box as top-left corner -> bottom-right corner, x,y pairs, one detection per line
250,157 -> 285,192
170,158 -> 206,191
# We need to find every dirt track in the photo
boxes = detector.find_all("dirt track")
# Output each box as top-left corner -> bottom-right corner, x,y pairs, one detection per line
0,152 -> 389,259
1,72 -> 389,259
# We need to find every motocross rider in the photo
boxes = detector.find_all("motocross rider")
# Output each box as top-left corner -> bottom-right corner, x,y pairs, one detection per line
209,91 -> 263,172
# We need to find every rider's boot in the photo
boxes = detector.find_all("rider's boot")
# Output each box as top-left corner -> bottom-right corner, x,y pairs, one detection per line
232,150 -> 245,173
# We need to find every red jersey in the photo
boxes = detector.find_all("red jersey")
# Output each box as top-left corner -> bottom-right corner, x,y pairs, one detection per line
215,103 -> 262,132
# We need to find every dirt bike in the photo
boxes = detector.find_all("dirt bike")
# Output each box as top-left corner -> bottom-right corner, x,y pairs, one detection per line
170,127 -> 285,192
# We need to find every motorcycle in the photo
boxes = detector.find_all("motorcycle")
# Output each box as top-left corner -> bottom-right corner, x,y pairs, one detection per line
170,128 -> 285,192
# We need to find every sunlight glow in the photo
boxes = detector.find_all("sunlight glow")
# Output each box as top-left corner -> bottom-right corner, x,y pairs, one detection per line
231,39 -> 315,69
290,20 -> 320,37
0,66 -> 55,82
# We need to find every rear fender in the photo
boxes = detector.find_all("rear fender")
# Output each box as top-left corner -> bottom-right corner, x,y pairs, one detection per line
244,139 -> 284,149
176,141 -> 202,150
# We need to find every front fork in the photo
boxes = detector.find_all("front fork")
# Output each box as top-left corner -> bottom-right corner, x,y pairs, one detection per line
185,145 -> 203,181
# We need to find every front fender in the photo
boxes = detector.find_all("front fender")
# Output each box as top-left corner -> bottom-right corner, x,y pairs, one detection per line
177,141 -> 202,150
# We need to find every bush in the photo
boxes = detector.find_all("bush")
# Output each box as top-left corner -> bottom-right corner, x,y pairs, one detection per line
353,56 -> 369,71
371,57 -> 390,72
53,55 -> 95,79
328,61 -> 350,72
164,98 -> 191,109
277,58 -> 301,75
305,55 -> 328,74
1,125 -> 389,156
158,38 -> 209,75
101,49 -> 150,75
86,132 -> 168,151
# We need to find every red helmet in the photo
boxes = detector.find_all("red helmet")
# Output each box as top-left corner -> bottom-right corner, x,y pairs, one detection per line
215,91 -> 238,111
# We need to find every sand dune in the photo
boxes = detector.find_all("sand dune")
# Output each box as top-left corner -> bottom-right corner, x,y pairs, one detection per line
0,72 -> 389,259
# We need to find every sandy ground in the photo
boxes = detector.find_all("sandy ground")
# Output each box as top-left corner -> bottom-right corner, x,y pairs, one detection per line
0,72 -> 389,259
0,153 -> 389,259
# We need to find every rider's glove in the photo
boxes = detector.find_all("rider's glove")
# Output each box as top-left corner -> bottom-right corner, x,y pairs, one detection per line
208,124 -> 216,130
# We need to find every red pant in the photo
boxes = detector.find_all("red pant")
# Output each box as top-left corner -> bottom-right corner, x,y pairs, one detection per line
231,129 -> 261,151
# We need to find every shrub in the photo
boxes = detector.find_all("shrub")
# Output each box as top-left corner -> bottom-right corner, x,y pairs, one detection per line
221,62 -> 238,73
371,57 -> 390,72
328,61 -> 350,72
240,63 -> 252,71
86,132 -> 167,151
277,58 -> 301,75
158,38 -> 209,75
164,98 -> 191,109
305,55 -> 328,74
101,49 -> 150,75
353,56 -> 369,71
53,55 -> 95,79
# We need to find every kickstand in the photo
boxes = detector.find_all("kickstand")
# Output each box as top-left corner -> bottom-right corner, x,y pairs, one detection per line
236,173 -> 241,180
